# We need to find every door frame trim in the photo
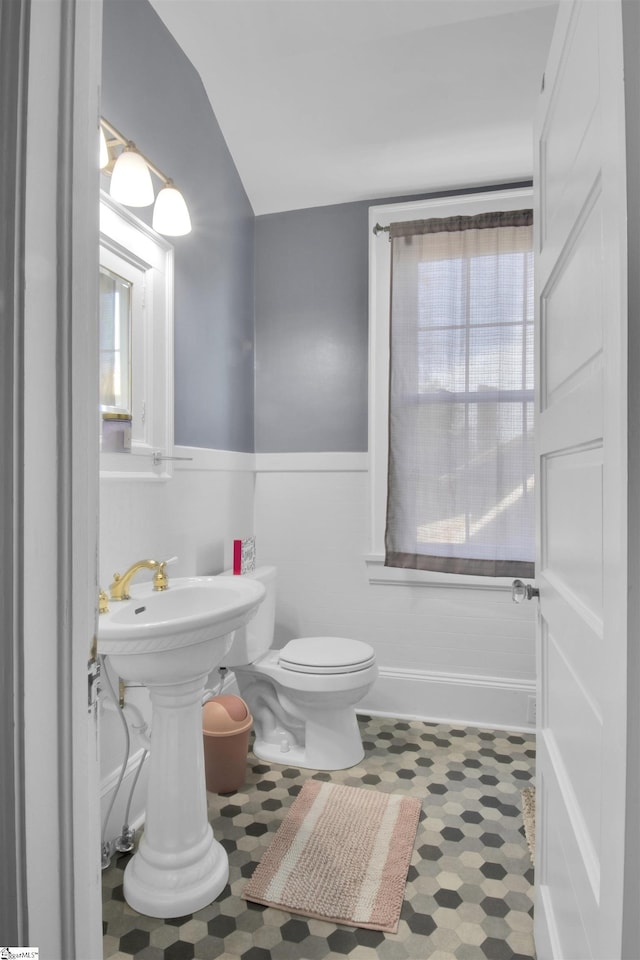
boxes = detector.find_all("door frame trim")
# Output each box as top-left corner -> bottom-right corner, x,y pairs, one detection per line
18,0 -> 103,954
0,0 -> 31,942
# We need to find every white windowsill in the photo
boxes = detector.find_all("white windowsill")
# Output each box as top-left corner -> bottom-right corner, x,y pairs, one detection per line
364,554 -> 533,592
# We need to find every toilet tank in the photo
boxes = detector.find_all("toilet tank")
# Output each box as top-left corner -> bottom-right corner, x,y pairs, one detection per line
220,565 -> 277,666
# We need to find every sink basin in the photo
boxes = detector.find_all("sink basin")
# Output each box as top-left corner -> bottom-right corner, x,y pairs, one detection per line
97,573 -> 265,918
99,575 -> 265,655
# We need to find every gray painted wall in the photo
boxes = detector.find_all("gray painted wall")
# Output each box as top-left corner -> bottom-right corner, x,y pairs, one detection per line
255,201 -> 370,452
102,0 -> 255,451
102,0 -> 531,456
255,184 -> 531,453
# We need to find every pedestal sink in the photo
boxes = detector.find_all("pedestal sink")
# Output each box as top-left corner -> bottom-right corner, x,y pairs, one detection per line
98,575 -> 265,918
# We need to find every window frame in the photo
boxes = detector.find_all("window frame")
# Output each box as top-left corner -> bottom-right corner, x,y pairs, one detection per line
367,187 -> 534,589
99,192 -> 175,481
99,254 -> 138,420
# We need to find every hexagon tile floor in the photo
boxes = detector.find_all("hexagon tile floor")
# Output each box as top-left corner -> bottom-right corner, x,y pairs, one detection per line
102,715 -> 536,960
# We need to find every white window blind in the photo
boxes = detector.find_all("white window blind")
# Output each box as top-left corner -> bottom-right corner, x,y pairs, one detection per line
385,209 -> 535,577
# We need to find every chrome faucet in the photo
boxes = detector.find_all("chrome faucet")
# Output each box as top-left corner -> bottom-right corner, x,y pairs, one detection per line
109,558 -> 171,600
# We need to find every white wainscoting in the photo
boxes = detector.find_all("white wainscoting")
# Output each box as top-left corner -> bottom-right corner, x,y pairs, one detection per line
99,445 -> 256,583
99,446 -> 537,837
255,452 -> 536,731
98,445 -> 256,845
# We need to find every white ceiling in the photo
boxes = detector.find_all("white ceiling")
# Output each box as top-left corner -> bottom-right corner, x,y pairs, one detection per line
148,0 -> 559,216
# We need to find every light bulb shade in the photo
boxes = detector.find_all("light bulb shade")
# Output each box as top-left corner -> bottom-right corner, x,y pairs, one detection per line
99,125 -> 109,169
152,184 -> 192,236
110,145 -> 154,207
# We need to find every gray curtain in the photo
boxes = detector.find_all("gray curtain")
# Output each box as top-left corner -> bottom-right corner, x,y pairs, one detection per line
385,209 -> 535,577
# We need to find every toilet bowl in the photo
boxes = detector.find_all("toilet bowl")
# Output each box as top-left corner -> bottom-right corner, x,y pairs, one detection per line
220,567 -> 378,770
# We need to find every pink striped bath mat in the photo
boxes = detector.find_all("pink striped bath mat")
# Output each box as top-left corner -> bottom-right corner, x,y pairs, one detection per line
241,780 -> 422,933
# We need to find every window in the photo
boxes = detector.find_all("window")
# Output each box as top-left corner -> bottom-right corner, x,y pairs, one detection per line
99,266 -> 132,415
368,189 -> 534,585
99,192 -> 174,479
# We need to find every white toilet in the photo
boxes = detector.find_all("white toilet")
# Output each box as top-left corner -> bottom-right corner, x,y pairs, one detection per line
220,566 -> 378,770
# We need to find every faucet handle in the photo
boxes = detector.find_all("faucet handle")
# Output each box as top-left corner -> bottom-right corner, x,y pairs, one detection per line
98,588 -> 109,614
153,556 -> 177,592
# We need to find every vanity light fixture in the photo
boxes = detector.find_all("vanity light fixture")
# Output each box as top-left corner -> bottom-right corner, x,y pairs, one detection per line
99,124 -> 109,170
110,141 -> 155,207
100,117 -> 192,235
152,180 -> 192,236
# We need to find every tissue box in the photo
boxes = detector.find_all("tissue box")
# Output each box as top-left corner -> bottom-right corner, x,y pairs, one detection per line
233,537 -> 256,575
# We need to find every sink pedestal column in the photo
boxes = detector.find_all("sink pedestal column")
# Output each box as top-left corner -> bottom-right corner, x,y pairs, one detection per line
123,673 -> 228,918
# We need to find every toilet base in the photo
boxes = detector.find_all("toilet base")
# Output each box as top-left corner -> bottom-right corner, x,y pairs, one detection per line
253,738 -> 364,771
252,706 -> 365,771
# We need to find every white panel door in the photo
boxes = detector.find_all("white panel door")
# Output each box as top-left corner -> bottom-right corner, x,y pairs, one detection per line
533,2 -> 628,957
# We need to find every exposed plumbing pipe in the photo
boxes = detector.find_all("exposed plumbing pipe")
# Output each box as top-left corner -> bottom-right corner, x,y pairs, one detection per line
100,656 -> 130,869
115,748 -> 148,853
202,665 -> 228,704
100,659 -> 154,866
101,696 -> 151,751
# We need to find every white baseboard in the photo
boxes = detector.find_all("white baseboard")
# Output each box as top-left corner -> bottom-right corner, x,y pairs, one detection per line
358,667 -> 536,732
225,666 -> 535,733
100,747 -> 149,848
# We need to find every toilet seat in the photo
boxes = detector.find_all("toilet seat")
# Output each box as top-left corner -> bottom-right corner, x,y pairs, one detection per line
279,637 -> 375,675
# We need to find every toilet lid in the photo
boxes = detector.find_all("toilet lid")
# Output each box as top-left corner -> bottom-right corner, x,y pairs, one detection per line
279,637 -> 375,674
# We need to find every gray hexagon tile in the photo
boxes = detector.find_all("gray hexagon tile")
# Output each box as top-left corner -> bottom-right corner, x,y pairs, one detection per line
103,717 -> 535,959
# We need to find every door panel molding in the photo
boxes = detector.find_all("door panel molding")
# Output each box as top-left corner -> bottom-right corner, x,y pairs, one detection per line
534,2 -> 628,956
537,747 -> 598,950
539,3 -> 600,256
540,180 -> 603,408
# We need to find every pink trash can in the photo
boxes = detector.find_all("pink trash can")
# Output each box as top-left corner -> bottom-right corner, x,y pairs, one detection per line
202,695 -> 253,794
